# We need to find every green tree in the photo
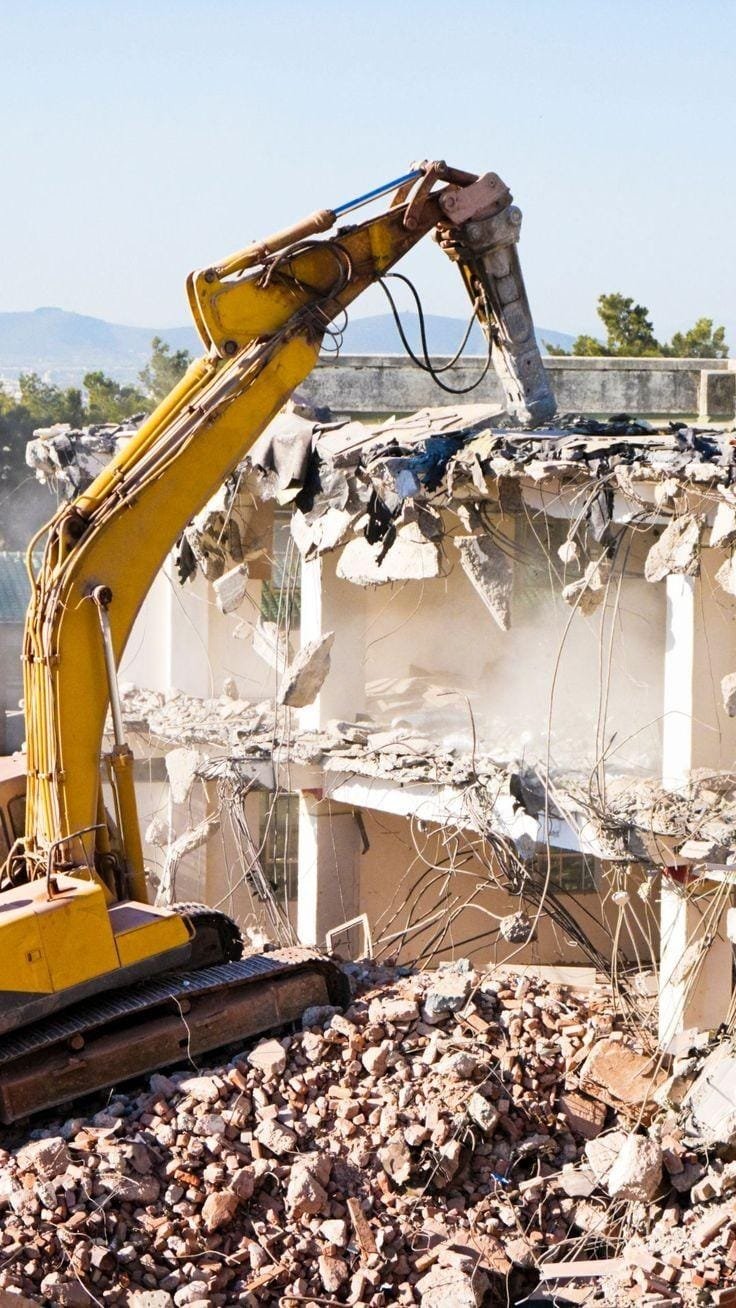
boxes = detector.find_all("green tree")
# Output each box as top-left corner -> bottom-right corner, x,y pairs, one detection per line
664,318 -> 728,359
547,294 -> 729,358
83,371 -> 146,424
139,336 -> 192,405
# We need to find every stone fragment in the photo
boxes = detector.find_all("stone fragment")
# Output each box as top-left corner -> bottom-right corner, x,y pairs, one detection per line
716,551 -> 736,596
202,1188 -> 238,1232
362,1043 -> 389,1076
499,910 -> 536,943
584,1130 -> 629,1183
179,1074 -> 223,1103
710,501 -> 736,549
467,1092 -> 500,1136
16,1136 -> 71,1180
558,537 -> 580,566
232,1166 -> 256,1201
379,1139 -> 412,1185
165,745 -> 202,805
127,1294 -> 174,1308
505,1236 -> 536,1267
368,995 -> 419,1025
644,514 -> 701,583
213,562 -> 248,614
722,672 -> 736,717
301,1004 -> 339,1029
277,631 -> 335,708
39,1275 -> 91,1306
320,1218 -> 348,1244
248,1038 -> 288,1078
438,1051 -> 478,1079
286,1157 -> 329,1217
562,555 -> 611,613
559,1090 -> 607,1139
606,1134 -> 663,1202
686,1047 -> 736,1145
318,1254 -> 349,1293
254,1118 -> 297,1156
173,1286 -> 209,1307
98,1172 -> 160,1204
337,525 -> 440,586
416,1262 -> 488,1307
423,972 -> 472,1019
580,1036 -> 666,1116
252,616 -> 291,670
454,534 -> 513,631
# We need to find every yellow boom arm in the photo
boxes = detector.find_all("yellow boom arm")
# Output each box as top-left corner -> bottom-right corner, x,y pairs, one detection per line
22,163 -> 554,895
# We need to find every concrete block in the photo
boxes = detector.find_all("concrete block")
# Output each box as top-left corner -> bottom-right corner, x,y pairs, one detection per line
698,369 -> 736,423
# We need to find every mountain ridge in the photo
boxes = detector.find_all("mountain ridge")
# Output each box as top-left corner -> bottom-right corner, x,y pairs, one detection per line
0,306 -> 575,387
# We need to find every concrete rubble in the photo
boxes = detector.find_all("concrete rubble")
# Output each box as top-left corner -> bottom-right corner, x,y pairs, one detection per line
0,960 -> 733,1305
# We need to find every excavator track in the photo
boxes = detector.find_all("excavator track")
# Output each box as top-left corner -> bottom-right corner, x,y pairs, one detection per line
0,948 -> 349,1124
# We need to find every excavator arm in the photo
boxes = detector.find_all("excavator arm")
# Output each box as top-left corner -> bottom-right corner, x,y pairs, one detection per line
0,163 -> 554,1119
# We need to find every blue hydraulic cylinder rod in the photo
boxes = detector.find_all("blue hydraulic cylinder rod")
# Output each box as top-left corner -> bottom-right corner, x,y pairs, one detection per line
332,169 -> 424,218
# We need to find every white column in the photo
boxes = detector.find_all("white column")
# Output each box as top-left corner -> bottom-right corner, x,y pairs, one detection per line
297,792 -> 361,948
659,574 -> 732,1044
296,553 -> 365,949
659,874 -> 732,1047
298,553 -> 366,731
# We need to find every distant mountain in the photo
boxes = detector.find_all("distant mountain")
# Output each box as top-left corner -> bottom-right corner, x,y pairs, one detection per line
0,308 -> 200,387
337,312 -> 575,356
0,307 -> 575,388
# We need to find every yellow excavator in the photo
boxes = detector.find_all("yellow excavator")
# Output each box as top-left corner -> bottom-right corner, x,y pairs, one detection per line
0,162 -> 554,1121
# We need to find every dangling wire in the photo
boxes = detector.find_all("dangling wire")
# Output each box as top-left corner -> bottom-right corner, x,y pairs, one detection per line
377,271 -> 494,395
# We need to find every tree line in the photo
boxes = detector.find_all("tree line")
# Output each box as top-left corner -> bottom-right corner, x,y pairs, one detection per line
547,293 -> 729,358
0,338 -> 192,488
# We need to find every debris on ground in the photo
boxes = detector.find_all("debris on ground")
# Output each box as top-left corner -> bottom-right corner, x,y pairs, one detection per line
0,962 -> 733,1305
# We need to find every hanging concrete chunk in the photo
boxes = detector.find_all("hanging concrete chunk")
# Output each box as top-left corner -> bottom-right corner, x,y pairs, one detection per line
716,550 -> 736,597
722,672 -> 736,717
558,537 -> 580,566
252,617 -> 291,670
278,632 -> 335,708
213,563 -> 248,614
561,556 -> 611,614
644,514 -> 701,583
454,535 -> 513,631
290,507 -> 355,560
710,500 -> 736,549
165,746 -> 202,805
337,524 -> 440,586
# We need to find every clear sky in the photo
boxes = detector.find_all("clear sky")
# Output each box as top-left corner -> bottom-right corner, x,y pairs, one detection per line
2,0 -> 735,342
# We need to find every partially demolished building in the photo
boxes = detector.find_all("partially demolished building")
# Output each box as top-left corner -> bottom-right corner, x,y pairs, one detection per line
26,378 -> 736,1052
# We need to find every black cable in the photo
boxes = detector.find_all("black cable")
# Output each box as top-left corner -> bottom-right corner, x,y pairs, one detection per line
377,271 -> 494,395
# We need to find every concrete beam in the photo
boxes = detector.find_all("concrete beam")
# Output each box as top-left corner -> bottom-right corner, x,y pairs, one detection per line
300,354 -> 735,419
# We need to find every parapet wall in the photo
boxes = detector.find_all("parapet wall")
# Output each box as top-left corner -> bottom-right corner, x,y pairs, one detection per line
303,354 -> 736,421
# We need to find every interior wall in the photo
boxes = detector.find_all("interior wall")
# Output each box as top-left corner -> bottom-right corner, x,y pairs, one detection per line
361,512 -> 666,779
358,807 -> 657,970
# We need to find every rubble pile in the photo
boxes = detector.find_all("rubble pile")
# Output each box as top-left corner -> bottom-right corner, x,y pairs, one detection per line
0,963 -> 733,1306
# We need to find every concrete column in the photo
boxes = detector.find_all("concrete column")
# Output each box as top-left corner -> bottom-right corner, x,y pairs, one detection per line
698,369 -> 736,424
297,792 -> 361,949
298,552 -> 366,731
660,574 -> 733,1042
659,874 -> 732,1046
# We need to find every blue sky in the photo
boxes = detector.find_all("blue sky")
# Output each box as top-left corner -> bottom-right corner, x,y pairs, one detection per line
2,0 -> 735,342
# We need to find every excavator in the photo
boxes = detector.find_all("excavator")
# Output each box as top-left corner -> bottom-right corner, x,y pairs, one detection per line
0,162 -> 554,1122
